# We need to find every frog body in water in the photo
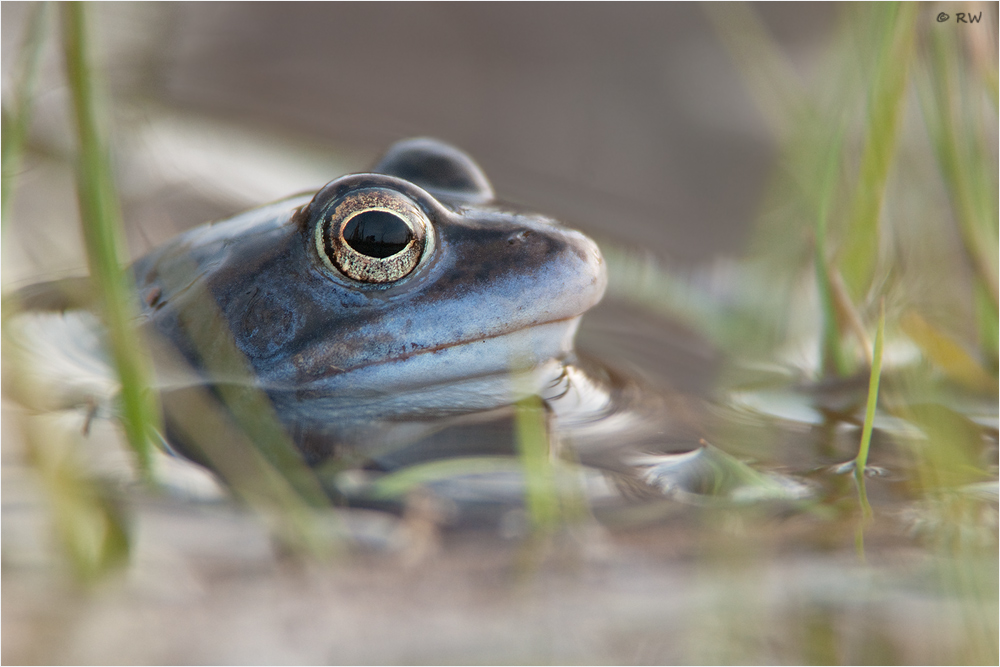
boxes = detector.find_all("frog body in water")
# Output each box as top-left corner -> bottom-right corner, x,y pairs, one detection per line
133,139 -> 609,467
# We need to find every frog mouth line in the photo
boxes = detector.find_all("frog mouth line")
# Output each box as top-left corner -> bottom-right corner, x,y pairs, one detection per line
317,314 -> 582,379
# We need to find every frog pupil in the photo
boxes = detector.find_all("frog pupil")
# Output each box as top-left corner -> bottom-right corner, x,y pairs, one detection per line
343,211 -> 412,258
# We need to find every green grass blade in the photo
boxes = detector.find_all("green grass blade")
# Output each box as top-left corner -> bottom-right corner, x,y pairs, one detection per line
901,309 -> 995,391
153,257 -> 331,508
854,299 -> 885,519
975,283 -> 998,373
703,2 -> 803,138
515,394 -> 560,532
145,260 -> 336,553
62,2 -> 160,478
1,2 -> 49,235
814,123 -> 852,376
20,413 -> 131,582
838,2 -> 918,301
852,300 -> 884,559
918,17 -> 999,361
160,386 -> 338,557
367,457 -> 523,499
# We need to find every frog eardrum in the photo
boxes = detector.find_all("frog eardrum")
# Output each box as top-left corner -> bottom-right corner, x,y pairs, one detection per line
315,183 -> 432,284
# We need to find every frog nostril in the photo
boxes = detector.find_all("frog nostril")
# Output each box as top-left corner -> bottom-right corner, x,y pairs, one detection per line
507,229 -> 533,245
144,287 -> 162,308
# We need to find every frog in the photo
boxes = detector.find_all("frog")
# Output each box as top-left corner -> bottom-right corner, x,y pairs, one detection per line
131,138 -> 611,470
7,138 -> 812,511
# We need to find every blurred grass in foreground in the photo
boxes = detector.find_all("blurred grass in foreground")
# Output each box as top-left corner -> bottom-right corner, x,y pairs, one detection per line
0,2 -> 48,236
678,2 -> 998,380
2,2 -> 139,580
62,2 -> 160,478
687,3 -> 996,663
853,300 -> 885,558
2,3 -> 339,576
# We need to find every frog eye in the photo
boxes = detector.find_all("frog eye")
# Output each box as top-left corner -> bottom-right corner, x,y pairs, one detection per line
316,188 -> 430,283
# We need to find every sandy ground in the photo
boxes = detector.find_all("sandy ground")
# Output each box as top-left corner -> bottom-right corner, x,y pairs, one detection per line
2,403 -> 982,665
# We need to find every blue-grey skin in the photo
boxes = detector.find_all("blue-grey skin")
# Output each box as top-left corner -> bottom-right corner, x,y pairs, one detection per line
133,139 -> 607,466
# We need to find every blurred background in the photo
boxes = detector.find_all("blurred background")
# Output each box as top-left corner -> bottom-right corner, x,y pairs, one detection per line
3,3 -> 996,664
2,2 -> 832,267
1,2 -> 838,397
